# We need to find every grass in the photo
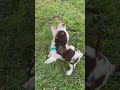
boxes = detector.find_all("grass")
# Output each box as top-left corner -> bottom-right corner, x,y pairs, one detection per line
35,0 -> 85,90
1,0 -> 119,90
0,0 -> 34,89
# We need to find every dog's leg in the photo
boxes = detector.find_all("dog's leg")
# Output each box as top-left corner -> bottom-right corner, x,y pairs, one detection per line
45,56 -> 58,64
66,57 -> 81,76
66,63 -> 76,76
47,52 -> 51,58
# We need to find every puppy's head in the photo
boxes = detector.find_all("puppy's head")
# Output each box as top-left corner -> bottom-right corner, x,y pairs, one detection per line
55,23 -> 69,45
55,31 -> 67,45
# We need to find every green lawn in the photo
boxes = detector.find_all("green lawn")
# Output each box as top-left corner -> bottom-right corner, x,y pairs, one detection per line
35,0 -> 85,90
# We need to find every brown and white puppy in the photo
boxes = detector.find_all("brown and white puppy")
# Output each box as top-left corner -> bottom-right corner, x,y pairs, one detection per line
45,23 -> 83,75
44,23 -> 69,64
85,45 -> 120,90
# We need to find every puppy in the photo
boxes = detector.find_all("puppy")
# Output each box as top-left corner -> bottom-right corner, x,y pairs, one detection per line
44,23 -> 69,64
85,45 -> 120,90
45,23 -> 83,75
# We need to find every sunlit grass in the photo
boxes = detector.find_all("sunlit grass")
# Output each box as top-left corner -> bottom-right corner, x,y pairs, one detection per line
35,0 -> 85,89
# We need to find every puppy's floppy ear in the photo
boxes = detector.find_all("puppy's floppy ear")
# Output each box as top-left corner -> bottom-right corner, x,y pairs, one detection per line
51,26 -> 57,37
58,23 -> 66,30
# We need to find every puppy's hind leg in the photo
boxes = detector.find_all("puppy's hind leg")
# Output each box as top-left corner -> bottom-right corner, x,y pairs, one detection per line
66,58 -> 81,76
66,63 -> 76,76
66,51 -> 83,76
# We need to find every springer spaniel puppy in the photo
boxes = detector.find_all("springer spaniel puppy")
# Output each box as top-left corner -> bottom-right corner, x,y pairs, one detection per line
44,23 -> 69,64
85,45 -> 120,90
45,23 -> 83,75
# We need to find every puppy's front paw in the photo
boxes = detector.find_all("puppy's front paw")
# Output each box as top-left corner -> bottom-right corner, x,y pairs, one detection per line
66,70 -> 72,76
47,53 -> 51,58
44,59 -> 54,64
44,60 -> 51,64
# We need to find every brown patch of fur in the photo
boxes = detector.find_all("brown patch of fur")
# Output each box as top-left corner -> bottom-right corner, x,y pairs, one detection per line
55,31 -> 67,45
55,44 -> 75,62
62,49 -> 75,62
